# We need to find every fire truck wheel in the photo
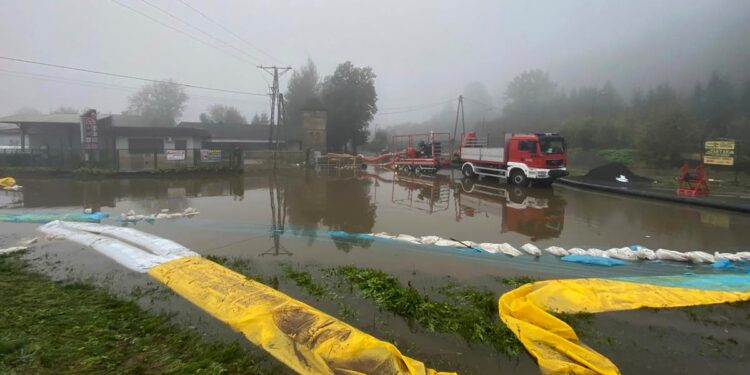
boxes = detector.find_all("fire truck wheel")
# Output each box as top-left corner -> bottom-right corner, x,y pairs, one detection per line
510,170 -> 529,187
462,164 -> 475,179
414,165 -> 423,176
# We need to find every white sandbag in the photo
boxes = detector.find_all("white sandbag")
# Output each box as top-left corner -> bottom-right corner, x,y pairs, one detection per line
461,240 -> 478,248
585,248 -> 609,258
83,208 -> 93,214
735,252 -> 750,261
372,232 -> 394,239
419,236 -> 442,245
684,251 -> 715,263
0,246 -> 28,255
655,249 -> 689,262
635,248 -> 657,260
544,246 -> 569,256
714,252 -> 742,262
127,209 -> 136,216
396,234 -> 419,242
499,243 -> 523,257
568,248 -> 587,256
434,239 -> 464,247
605,247 -> 638,261
59,222 -> 198,259
478,243 -> 501,254
521,243 -> 542,256
156,213 -> 169,219
160,209 -> 169,213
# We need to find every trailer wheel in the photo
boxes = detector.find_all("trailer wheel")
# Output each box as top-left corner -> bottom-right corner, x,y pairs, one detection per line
509,170 -> 529,187
462,164 -> 475,179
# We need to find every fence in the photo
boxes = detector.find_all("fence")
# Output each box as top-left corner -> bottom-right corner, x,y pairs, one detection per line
0,147 -> 306,172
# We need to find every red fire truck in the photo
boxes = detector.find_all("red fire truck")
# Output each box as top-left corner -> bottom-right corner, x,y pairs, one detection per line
457,131 -> 568,186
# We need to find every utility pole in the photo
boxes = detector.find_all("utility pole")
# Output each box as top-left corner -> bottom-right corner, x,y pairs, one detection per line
257,65 -> 292,150
451,95 -> 466,158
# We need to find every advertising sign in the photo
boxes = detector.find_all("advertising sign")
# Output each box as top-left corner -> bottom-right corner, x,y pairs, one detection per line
80,110 -> 98,150
200,149 -> 222,162
166,150 -> 186,161
703,139 -> 735,166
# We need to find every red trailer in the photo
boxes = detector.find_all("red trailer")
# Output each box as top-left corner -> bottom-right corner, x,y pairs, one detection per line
389,132 -> 452,175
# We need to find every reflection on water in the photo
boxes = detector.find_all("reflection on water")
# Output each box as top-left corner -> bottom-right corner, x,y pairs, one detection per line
7,168 -> 750,254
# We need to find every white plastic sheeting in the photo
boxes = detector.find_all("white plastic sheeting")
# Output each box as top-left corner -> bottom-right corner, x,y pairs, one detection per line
38,221 -> 197,273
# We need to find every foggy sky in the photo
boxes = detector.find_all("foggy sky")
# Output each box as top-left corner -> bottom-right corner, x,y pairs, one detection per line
0,0 -> 748,127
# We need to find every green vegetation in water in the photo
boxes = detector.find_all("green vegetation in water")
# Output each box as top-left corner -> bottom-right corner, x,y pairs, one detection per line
497,276 -> 536,289
281,265 -> 328,299
0,254 -> 278,374
330,266 -> 524,356
598,149 -> 635,165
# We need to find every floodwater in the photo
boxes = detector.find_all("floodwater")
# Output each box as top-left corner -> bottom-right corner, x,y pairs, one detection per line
2,168 -> 750,374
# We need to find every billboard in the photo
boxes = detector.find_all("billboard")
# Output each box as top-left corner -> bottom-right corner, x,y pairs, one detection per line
166,150 -> 186,161
80,110 -> 98,150
200,149 -> 222,162
703,139 -> 735,166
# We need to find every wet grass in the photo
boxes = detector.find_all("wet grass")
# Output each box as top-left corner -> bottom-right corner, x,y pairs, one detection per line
497,276 -> 536,288
0,253 -> 278,374
327,266 -> 524,356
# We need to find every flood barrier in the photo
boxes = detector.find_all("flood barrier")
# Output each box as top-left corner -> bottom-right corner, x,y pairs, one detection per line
0,211 -> 109,223
37,221 -> 453,375
499,274 -> 750,375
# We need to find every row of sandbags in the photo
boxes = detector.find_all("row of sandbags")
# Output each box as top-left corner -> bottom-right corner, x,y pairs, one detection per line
369,232 -> 750,264
118,207 -> 199,223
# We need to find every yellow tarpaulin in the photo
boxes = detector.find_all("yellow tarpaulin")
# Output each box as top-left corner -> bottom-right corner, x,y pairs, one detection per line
499,277 -> 750,375
0,177 -> 16,189
149,256 -> 454,375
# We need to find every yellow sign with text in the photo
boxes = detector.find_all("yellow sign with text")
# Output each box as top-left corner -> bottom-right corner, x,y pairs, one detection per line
704,139 -> 735,166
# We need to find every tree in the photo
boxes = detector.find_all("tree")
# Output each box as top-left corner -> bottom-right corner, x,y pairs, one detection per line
636,103 -> 699,165
320,62 -> 378,153
462,82 -> 495,130
200,104 -> 248,124
285,59 -> 320,147
366,129 -> 389,152
699,71 -> 735,137
50,106 -> 79,114
12,107 -> 41,116
502,69 -> 561,130
251,113 -> 269,125
126,80 -> 188,126
738,78 -> 750,116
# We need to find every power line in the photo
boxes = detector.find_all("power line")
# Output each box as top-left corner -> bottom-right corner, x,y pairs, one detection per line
0,56 -> 267,96
377,99 -> 455,115
177,0 -> 282,64
110,0 -> 256,66
379,98 -> 455,112
137,0 -> 263,64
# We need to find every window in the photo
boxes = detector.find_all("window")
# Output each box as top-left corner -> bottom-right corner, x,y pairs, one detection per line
128,138 -> 163,154
174,140 -> 187,150
539,137 -> 566,154
518,140 -> 537,153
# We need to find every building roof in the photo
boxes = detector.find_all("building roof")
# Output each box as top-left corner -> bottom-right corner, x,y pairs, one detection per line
99,114 -> 174,128
0,113 -> 80,124
178,122 -> 277,141
113,126 -> 210,138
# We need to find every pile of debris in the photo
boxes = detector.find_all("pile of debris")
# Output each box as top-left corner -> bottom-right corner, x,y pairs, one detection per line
583,162 -> 654,184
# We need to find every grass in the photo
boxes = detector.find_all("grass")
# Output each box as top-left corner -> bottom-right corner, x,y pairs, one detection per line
0,253 -> 278,375
598,149 -> 635,165
327,266 -> 524,356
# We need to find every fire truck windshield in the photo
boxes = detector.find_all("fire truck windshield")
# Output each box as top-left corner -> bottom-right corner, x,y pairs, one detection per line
539,137 -> 565,154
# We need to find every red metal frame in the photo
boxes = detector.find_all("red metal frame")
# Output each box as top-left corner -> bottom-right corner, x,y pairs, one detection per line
676,162 -> 709,197
390,132 -> 453,170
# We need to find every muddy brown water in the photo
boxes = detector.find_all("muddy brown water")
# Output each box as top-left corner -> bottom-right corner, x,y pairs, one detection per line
2,168 -> 749,374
